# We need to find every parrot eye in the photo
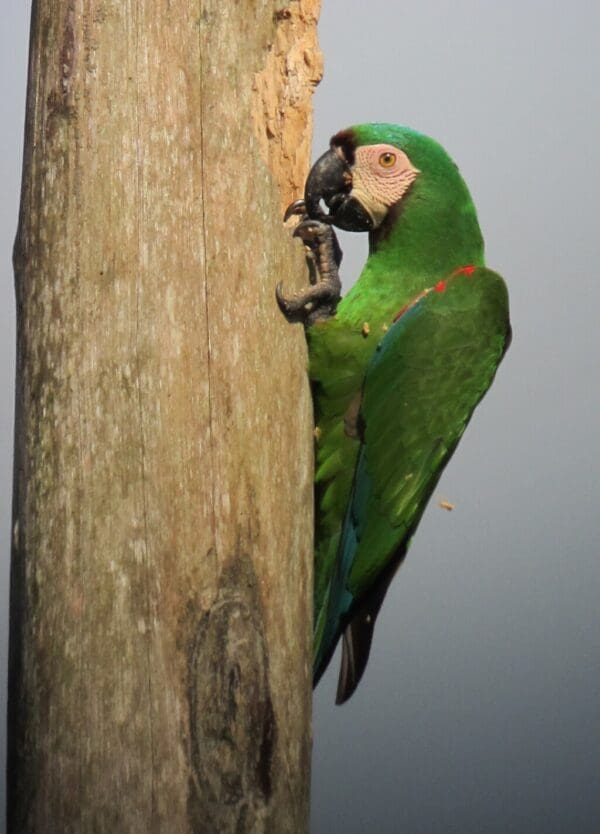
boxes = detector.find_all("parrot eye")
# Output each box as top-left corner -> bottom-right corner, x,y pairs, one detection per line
378,152 -> 397,168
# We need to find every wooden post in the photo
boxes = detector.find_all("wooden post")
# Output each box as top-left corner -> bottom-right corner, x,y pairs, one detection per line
8,1 -> 321,831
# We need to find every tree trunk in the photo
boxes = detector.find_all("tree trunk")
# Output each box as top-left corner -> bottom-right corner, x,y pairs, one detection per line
8,1 -> 322,832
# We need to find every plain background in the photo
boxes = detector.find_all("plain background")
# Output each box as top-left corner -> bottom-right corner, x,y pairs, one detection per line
1,2 -> 599,832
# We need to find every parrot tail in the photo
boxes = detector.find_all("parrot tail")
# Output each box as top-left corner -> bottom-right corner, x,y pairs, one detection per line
335,564 -> 399,704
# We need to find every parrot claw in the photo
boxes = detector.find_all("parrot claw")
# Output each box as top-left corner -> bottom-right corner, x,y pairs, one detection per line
283,199 -> 307,223
293,218 -> 323,240
276,276 -> 341,326
276,281 -> 309,324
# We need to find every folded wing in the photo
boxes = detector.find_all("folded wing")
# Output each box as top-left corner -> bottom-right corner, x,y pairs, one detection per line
314,267 -> 511,702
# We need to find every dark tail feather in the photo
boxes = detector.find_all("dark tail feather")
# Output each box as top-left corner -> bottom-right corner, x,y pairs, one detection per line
335,566 -> 397,704
336,618 -> 371,704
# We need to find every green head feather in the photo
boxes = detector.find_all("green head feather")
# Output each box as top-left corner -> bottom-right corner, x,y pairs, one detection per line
331,124 -> 485,326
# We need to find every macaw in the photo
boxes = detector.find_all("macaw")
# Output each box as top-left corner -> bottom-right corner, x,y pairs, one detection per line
277,124 -> 510,703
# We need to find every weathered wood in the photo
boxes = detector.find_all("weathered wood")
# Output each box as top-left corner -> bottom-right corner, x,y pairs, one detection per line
8,1 -> 321,831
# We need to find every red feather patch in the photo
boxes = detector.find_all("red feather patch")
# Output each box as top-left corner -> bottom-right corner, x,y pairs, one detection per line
392,287 -> 431,322
390,265 -> 477,325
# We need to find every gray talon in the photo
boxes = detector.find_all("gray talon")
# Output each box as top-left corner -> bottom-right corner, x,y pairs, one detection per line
283,199 -> 307,223
292,218 -> 323,241
277,213 -> 342,326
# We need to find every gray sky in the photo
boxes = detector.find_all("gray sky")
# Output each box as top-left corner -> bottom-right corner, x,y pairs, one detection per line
2,2 -> 600,833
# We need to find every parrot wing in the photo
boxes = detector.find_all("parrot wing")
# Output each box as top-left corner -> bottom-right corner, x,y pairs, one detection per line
314,266 -> 511,702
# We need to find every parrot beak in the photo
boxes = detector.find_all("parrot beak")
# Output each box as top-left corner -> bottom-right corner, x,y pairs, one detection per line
304,148 -> 374,232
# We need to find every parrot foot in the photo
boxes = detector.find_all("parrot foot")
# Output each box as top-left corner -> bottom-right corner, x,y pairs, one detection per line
278,202 -> 342,326
276,277 -> 341,325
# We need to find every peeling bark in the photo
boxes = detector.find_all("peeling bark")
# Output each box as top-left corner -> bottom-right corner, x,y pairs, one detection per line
252,0 -> 323,212
8,2 -> 321,832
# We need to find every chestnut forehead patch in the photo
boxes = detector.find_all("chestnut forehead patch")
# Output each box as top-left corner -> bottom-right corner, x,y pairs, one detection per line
330,129 -> 356,165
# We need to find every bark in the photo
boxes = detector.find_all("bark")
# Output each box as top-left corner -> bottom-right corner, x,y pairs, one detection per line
8,1 -> 322,832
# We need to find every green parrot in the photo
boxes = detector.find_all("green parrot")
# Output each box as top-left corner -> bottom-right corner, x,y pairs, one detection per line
277,123 -> 511,704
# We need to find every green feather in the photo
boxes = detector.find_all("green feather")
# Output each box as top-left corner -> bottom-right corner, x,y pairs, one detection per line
347,268 -> 510,599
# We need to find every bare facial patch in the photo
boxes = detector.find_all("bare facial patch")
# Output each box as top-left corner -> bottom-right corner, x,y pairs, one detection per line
351,144 -> 420,226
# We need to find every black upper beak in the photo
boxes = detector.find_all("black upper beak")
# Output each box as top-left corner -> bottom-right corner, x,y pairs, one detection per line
304,148 -> 374,232
304,149 -> 350,219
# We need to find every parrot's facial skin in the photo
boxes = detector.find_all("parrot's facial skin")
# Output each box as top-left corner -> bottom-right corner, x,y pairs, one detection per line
350,145 -> 420,228
304,140 -> 420,232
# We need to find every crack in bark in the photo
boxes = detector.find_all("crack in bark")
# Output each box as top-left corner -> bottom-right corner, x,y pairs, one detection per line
197,1 -> 218,551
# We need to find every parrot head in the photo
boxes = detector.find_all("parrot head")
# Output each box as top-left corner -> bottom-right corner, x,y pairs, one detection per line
305,123 -> 467,233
